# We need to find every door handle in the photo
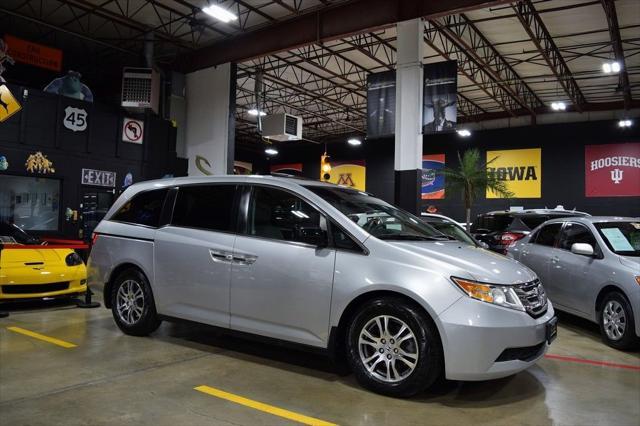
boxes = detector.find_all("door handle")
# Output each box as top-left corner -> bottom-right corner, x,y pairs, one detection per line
233,253 -> 258,265
210,249 -> 234,263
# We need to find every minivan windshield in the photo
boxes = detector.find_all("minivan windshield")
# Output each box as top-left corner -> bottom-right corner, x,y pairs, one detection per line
594,221 -> 640,257
305,186 -> 449,241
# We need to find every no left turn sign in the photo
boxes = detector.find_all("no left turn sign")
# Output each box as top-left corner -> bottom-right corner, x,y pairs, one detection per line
122,118 -> 144,144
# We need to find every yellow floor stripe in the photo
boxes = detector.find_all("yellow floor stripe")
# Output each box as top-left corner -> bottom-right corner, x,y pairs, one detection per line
194,385 -> 337,426
6,326 -> 77,348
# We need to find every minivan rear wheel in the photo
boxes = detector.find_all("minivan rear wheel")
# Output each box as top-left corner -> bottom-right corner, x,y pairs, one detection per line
346,297 -> 443,397
111,268 -> 161,336
599,292 -> 638,350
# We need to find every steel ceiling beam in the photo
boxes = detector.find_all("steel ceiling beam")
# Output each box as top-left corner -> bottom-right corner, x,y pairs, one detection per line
424,20 -> 521,117
433,14 -> 544,117
180,0 -> 513,72
600,0 -> 632,110
513,0 -> 587,111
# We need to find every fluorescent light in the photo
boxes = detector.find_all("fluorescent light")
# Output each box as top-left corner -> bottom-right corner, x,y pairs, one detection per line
265,147 -> 278,155
618,119 -> 633,128
248,108 -> 266,117
347,138 -> 362,146
202,4 -> 238,23
551,101 -> 566,111
457,129 -> 471,137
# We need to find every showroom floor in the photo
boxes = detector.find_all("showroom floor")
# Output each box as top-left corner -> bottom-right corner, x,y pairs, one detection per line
1,295 -> 638,426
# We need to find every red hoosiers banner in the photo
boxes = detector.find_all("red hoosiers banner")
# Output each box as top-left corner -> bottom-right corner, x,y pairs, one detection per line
585,143 -> 640,197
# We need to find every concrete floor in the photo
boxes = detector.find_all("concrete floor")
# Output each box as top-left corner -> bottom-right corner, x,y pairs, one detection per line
1,294 -> 638,426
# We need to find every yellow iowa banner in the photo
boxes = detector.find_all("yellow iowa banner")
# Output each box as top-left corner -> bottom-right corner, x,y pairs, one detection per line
486,148 -> 541,198
322,161 -> 366,191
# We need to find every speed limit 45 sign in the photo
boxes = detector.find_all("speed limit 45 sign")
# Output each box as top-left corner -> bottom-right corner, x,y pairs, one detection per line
122,118 -> 144,144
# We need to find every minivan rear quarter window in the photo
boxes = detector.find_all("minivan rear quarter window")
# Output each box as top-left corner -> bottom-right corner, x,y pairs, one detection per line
172,185 -> 236,232
111,188 -> 168,228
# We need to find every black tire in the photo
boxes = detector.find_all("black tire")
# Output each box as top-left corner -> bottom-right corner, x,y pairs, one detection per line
110,268 -> 161,336
346,297 -> 443,398
598,292 -> 639,350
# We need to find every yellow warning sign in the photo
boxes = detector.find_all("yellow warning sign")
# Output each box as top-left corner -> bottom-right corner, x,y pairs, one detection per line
0,84 -> 22,123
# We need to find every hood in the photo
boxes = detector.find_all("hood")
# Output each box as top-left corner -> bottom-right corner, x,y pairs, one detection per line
1,247 -> 68,266
389,240 -> 537,285
619,255 -> 640,271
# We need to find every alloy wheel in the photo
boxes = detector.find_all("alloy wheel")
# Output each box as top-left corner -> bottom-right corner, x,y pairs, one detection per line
116,280 -> 145,326
358,315 -> 420,383
603,300 -> 626,341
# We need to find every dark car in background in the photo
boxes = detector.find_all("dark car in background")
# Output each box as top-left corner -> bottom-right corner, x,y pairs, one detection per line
471,208 -> 590,254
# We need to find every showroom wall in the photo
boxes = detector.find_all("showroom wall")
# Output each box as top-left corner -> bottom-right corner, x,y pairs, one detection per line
269,119 -> 639,221
0,82 -> 181,238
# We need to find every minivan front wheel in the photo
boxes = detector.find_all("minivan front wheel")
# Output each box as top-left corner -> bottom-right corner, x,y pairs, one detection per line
599,292 -> 638,350
111,268 -> 161,336
346,297 -> 443,397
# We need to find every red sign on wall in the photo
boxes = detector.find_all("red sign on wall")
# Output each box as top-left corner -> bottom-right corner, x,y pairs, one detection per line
585,143 -> 640,197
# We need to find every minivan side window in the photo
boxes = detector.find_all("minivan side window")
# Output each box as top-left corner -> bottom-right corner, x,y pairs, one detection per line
532,223 -> 562,247
111,188 -> 168,228
171,185 -> 237,232
247,186 -> 321,243
558,223 -> 598,251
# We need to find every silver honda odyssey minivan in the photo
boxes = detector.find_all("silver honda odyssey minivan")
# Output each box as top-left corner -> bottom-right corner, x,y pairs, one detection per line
88,175 -> 556,397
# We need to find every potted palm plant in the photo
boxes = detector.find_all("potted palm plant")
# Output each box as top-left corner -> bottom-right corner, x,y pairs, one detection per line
440,148 -> 513,231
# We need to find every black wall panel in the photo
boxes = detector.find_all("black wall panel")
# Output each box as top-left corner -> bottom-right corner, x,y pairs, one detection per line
0,83 -> 178,238
269,120 -> 639,222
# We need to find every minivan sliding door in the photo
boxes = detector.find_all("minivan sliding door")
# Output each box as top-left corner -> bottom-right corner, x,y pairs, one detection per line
154,184 -> 238,328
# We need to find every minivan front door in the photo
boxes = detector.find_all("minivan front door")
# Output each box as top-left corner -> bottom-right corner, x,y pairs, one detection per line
154,185 -> 238,327
230,186 -> 336,347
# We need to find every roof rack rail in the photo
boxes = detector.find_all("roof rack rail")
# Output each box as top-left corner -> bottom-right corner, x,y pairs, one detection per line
269,172 -> 316,181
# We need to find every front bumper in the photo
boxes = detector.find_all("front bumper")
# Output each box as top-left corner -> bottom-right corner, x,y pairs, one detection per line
0,265 -> 87,301
438,296 -> 555,381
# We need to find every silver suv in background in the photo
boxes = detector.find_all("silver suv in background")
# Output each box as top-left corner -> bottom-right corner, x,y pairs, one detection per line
88,176 -> 556,397
508,217 -> 640,349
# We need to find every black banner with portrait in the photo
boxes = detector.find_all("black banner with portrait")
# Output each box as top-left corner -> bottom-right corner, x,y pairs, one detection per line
422,61 -> 457,134
366,70 -> 396,139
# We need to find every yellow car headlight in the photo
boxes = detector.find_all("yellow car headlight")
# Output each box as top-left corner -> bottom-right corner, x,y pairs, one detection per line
451,277 -> 525,312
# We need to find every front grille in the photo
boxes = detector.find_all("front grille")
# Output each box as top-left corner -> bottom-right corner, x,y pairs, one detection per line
513,279 -> 547,318
496,342 -> 546,362
2,282 -> 70,294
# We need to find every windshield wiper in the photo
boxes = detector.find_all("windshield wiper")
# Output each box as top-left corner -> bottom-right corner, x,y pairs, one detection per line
377,234 -> 448,241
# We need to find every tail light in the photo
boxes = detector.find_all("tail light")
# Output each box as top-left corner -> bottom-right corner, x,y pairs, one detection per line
500,232 -> 526,248
91,233 -> 99,246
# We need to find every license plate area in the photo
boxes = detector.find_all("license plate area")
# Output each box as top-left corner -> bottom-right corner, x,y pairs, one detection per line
546,316 -> 558,344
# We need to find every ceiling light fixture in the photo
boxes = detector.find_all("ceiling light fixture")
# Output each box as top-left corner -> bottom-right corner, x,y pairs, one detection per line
618,119 -> 633,128
457,129 -> 471,137
347,138 -> 362,146
202,4 -> 238,23
551,101 -> 567,111
602,61 -> 621,74
248,108 -> 266,117
265,147 -> 278,156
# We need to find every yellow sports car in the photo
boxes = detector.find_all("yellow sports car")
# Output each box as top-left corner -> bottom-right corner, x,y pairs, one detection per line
0,223 -> 87,301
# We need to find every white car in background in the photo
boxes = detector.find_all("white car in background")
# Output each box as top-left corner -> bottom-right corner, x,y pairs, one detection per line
420,213 -> 484,247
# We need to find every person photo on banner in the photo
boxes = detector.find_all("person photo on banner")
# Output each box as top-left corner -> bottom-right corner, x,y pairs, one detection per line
423,60 -> 457,134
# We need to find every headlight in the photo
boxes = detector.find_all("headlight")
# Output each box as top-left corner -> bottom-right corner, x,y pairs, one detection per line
451,277 -> 525,312
65,252 -> 84,266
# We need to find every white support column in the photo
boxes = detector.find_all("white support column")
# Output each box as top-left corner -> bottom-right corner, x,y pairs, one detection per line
185,63 -> 235,176
394,18 -> 424,213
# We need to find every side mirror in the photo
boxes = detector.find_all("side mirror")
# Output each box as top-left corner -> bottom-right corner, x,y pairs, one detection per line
571,242 -> 594,256
297,227 -> 328,247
